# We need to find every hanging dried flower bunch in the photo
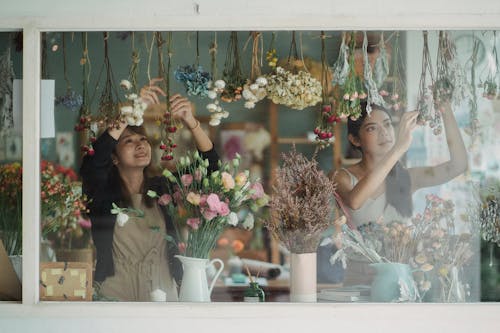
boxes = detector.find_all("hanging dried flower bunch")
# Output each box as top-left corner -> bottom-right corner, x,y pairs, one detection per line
242,31 -> 268,109
466,37 -> 481,145
156,32 -> 178,161
434,31 -> 455,108
205,33 -> 229,126
264,147 -> 337,253
314,31 -> 338,146
379,32 -> 406,113
74,32 -> 95,155
0,46 -> 15,134
55,33 -> 83,112
480,31 -> 500,100
416,31 -> 441,135
331,32 -> 349,86
362,31 -> 387,115
221,31 -> 246,103
373,32 -> 389,89
265,32 -> 322,110
335,31 -> 367,120
174,32 -> 211,97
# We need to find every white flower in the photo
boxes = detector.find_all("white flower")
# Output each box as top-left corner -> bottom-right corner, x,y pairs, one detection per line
120,105 -> 133,115
244,101 -> 256,109
127,93 -> 138,101
207,90 -> 217,99
212,112 -> 224,119
206,103 -> 217,112
249,83 -> 259,91
214,80 -> 226,89
120,79 -> 132,90
227,212 -> 239,226
116,212 -> 129,227
242,212 -> 254,230
256,76 -> 267,86
222,111 -> 229,118
242,89 -> 255,100
209,118 -> 221,126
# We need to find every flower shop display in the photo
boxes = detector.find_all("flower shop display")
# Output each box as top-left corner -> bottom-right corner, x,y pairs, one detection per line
174,32 -> 211,97
242,32 -> 268,109
334,32 -> 367,120
331,194 -> 475,302
40,161 -> 91,252
0,162 -> 22,256
265,32 -> 322,110
146,150 -> 267,301
264,148 -> 337,302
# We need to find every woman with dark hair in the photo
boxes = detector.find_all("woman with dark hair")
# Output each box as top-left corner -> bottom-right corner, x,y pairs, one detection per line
331,102 -> 467,285
80,90 -> 218,301
335,102 -> 467,227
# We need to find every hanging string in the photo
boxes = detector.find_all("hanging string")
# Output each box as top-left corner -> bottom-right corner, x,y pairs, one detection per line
146,32 -> 155,84
128,32 -> 140,92
298,32 -> 310,73
62,32 -> 71,90
320,31 -> 329,103
373,32 -> 389,88
209,32 -> 218,79
250,31 -> 262,81
331,32 -> 349,86
467,35 -> 480,143
286,31 -> 299,71
363,31 -> 387,114
196,31 -> 200,67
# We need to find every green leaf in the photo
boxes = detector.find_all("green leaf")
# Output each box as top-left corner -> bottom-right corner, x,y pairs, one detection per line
146,190 -> 158,198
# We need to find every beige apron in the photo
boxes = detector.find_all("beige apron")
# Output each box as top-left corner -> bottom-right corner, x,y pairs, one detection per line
100,194 -> 178,301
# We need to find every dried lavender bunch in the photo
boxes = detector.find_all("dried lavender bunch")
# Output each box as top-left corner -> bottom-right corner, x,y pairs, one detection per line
265,148 -> 337,253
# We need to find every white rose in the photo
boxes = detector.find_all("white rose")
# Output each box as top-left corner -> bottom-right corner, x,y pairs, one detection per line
214,80 -> 226,89
120,79 -> 132,90
242,213 -> 254,230
209,118 -> 221,126
256,77 -> 267,86
244,101 -> 256,109
222,111 -> 229,118
249,83 -> 259,91
242,89 -> 254,100
227,212 -> 238,226
213,112 -> 223,119
116,212 -> 129,227
207,90 -> 217,99
127,93 -> 138,101
120,105 -> 133,115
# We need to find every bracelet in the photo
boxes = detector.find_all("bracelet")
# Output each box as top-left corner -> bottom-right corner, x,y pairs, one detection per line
187,120 -> 200,131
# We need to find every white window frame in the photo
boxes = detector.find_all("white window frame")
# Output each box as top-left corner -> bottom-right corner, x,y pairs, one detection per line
1,1 -> 499,332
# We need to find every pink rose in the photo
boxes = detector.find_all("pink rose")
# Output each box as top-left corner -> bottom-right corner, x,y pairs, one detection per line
206,193 -> 222,212
202,208 -> 218,221
199,194 -> 208,207
217,202 -> 230,216
181,174 -> 193,187
158,194 -> 172,206
250,182 -> 265,200
187,217 -> 201,230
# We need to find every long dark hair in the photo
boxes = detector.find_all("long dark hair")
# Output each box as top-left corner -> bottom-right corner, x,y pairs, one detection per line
110,125 -> 155,208
347,103 -> 413,217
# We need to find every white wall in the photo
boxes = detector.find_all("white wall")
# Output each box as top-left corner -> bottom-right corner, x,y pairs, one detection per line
1,1 -> 500,332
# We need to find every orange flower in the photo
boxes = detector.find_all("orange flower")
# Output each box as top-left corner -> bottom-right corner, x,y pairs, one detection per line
217,237 -> 229,247
231,239 -> 245,254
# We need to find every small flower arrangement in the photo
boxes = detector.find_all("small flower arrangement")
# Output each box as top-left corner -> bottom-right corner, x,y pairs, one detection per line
264,148 -> 337,253
40,161 -> 91,250
119,79 -> 148,126
331,194 -> 474,301
174,65 -> 211,97
242,77 -> 268,109
0,162 -> 23,255
206,79 -> 230,126
265,66 -> 322,110
147,151 -> 268,259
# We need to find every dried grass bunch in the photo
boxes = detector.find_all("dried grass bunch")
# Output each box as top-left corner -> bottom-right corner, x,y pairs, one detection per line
265,148 -> 337,253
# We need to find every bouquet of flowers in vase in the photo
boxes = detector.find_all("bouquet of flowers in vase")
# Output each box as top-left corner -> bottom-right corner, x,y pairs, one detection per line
148,151 -> 268,259
40,161 -> 91,250
331,194 -> 475,301
0,162 -> 23,255
263,148 -> 337,254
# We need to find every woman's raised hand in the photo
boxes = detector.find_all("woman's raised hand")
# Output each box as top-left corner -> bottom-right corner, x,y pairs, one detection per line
393,110 -> 419,155
139,78 -> 166,105
169,94 -> 197,128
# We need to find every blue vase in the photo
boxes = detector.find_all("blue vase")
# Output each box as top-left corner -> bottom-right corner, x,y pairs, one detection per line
370,263 -> 417,302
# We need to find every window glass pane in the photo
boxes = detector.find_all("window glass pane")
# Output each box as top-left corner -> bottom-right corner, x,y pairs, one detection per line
0,31 -> 23,302
39,30 -> 499,303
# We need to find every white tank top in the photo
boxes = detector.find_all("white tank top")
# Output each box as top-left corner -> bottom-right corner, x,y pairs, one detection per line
342,168 -> 401,227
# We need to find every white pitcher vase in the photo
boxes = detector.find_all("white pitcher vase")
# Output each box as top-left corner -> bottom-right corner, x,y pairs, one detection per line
175,255 -> 224,302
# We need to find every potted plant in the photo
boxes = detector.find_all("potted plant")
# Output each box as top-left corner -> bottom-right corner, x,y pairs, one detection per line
0,162 -> 23,280
40,160 -> 92,264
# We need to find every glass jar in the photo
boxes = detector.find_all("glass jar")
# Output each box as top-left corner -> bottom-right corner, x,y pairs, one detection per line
243,282 -> 265,302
